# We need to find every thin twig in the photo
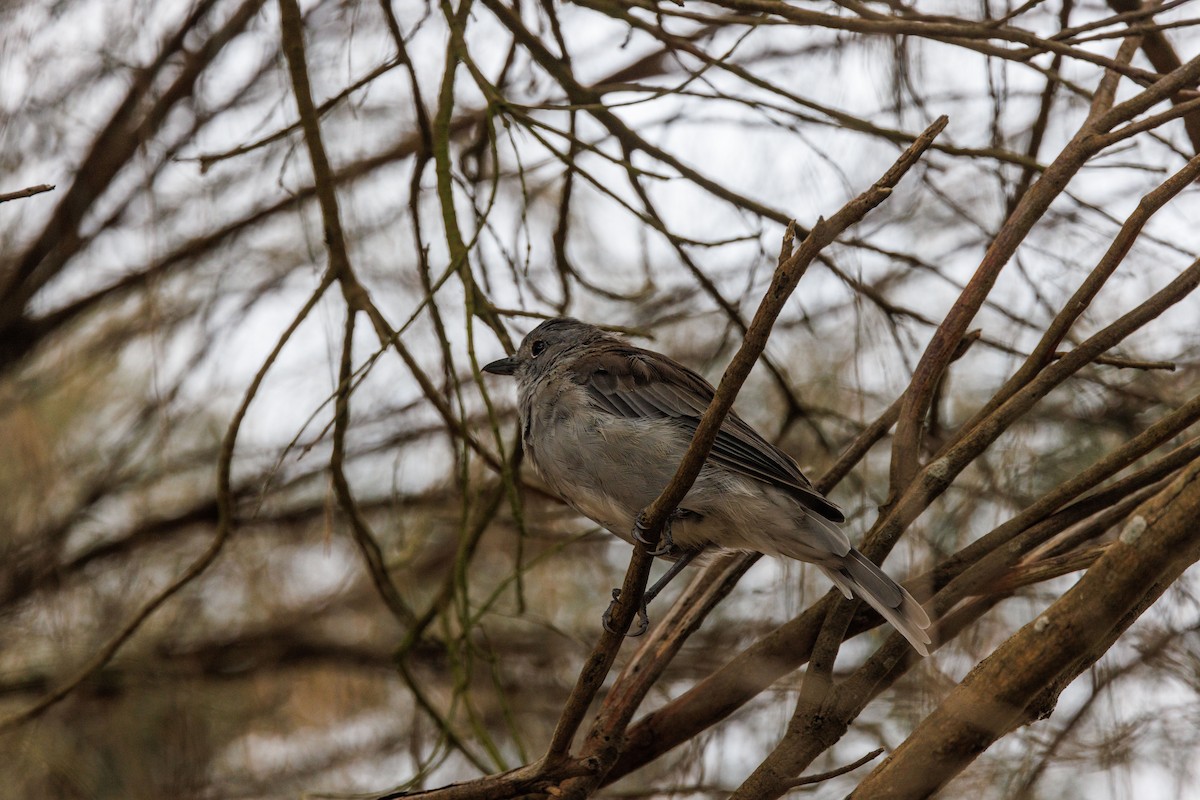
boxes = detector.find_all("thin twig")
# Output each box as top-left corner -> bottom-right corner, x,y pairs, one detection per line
784,747 -> 885,789
0,184 -> 55,203
330,307 -> 419,628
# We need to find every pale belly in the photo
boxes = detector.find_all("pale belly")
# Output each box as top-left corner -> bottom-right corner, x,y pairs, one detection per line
526,409 -> 681,539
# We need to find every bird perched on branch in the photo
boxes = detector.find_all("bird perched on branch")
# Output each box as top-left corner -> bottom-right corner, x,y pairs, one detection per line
483,317 -> 931,656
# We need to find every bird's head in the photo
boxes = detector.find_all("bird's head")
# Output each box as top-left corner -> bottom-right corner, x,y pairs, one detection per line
482,317 -> 617,382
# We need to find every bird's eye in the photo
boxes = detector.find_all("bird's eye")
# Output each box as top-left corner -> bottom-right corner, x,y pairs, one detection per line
531,340 -> 547,358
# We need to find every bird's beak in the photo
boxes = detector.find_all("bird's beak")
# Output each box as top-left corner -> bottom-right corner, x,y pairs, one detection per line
482,355 -> 519,376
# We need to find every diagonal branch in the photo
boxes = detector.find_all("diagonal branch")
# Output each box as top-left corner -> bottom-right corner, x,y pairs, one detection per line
850,455 -> 1200,798
550,115 -> 947,800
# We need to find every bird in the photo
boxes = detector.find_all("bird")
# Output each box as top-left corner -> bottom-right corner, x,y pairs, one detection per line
483,317 -> 931,655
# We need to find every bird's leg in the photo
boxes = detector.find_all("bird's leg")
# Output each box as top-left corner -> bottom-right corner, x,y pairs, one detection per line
643,547 -> 700,606
602,548 -> 702,637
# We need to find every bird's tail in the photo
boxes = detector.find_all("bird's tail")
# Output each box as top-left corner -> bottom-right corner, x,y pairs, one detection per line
820,548 -> 932,656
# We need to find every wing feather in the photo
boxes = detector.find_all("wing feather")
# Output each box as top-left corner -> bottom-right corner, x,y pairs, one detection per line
571,346 -> 844,523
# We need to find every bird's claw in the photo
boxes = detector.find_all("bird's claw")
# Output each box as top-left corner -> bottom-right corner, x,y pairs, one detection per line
632,604 -> 650,636
646,538 -> 674,558
632,512 -> 676,557
602,588 -> 651,637
631,513 -> 656,546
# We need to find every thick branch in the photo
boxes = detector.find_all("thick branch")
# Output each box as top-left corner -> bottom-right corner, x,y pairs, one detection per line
850,455 -> 1200,798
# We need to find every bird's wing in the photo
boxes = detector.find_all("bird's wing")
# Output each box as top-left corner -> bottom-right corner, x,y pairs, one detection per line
571,346 -> 845,524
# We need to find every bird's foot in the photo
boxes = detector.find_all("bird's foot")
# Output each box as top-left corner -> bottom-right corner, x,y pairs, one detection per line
632,511 -> 677,557
602,588 -> 650,637
631,512 -> 657,547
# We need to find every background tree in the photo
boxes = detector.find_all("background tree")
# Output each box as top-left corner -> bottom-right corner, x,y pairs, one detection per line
2,0 -> 1199,798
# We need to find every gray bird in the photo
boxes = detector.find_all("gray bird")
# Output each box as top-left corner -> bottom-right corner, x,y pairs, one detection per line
483,318 -> 931,656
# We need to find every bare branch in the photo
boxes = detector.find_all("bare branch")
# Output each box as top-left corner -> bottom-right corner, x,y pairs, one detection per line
0,184 -> 55,204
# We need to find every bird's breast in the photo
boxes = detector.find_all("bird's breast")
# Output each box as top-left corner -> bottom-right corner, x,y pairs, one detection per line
522,385 -> 683,534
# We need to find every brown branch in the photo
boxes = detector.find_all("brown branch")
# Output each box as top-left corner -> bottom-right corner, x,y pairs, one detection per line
704,0 -> 1169,85
785,747 -> 885,789
920,147 -> 1200,516
1105,0 -> 1200,152
931,390 -> 1200,607
1099,95 -> 1200,147
278,0 -> 419,629
330,308 -> 419,628
1055,352 -> 1176,370
1011,619 -> 1200,798
0,184 -> 55,204
602,333 -> 979,784
540,538 -> 657,763
850,456 -> 1200,798
0,0 -> 263,327
988,543 -> 1110,594
640,115 -> 946,540
886,34 -> 1150,500
855,251 -> 1200,626
605,398 -> 1196,786
549,117 -> 946,800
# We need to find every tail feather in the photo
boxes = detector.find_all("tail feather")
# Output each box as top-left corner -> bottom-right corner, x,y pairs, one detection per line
820,548 -> 932,657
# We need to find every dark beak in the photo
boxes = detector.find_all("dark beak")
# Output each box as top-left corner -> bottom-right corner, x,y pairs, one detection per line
482,355 -> 519,376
